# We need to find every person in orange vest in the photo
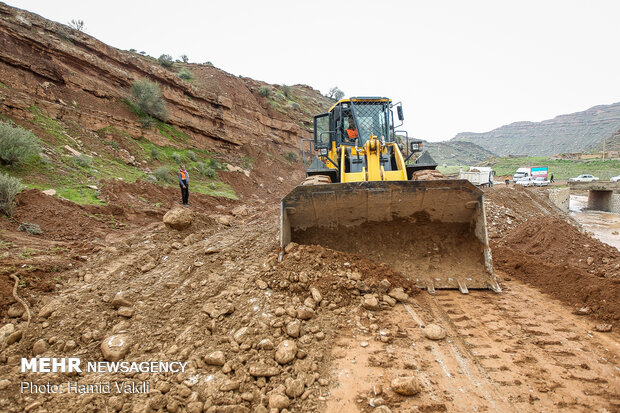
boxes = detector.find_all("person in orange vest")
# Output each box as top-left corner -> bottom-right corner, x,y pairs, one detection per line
346,116 -> 358,142
178,165 -> 189,206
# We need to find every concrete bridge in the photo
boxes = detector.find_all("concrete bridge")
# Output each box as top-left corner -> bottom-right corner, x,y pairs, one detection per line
568,181 -> 620,213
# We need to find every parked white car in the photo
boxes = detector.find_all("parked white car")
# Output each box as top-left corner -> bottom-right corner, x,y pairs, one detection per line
569,174 -> 599,182
515,177 -> 535,187
533,177 -> 550,186
611,174 -> 620,182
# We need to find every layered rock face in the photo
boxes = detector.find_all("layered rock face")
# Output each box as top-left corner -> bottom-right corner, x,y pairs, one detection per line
0,3 -> 329,151
453,103 -> 620,156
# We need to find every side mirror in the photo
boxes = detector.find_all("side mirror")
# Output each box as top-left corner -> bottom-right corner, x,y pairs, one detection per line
410,140 -> 422,152
397,106 -> 404,121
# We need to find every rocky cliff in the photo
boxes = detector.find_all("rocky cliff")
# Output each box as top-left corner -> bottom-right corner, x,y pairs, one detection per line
452,102 -> 620,156
0,2 -> 332,152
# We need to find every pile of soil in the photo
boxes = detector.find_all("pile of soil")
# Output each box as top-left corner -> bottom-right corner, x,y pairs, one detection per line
493,216 -> 620,326
499,216 -> 620,278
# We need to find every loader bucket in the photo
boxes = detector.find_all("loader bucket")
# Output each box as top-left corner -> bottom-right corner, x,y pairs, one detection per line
280,179 -> 500,293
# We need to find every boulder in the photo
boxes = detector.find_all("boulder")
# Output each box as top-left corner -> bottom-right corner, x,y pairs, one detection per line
391,376 -> 421,396
163,207 -> 192,230
424,324 -> 446,340
274,340 -> 297,364
204,351 -> 226,366
101,334 -> 131,362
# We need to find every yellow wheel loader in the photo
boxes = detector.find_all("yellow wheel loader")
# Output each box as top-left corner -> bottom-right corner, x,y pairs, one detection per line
280,97 -> 500,293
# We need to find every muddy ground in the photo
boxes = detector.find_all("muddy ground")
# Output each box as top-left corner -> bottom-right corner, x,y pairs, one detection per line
0,181 -> 619,412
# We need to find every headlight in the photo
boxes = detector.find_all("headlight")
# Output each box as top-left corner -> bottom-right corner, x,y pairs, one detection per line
319,148 -> 328,156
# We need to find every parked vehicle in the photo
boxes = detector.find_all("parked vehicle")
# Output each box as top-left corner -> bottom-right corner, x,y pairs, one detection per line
569,174 -> 599,182
533,177 -> 550,186
611,174 -> 620,182
515,177 -> 535,187
513,166 -> 548,182
459,167 -> 495,187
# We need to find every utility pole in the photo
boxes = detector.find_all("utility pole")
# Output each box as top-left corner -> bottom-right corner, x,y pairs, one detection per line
603,136 -> 606,161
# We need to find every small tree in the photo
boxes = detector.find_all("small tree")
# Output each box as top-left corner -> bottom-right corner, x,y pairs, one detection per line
0,172 -> 22,216
180,54 -> 189,63
157,54 -> 174,68
258,86 -> 271,97
153,166 -> 172,183
130,79 -> 169,122
282,84 -> 291,98
68,19 -> 84,31
0,121 -> 40,165
327,86 -> 345,100
178,68 -> 193,81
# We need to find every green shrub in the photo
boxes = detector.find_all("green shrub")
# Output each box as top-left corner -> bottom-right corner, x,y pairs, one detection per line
284,151 -> 298,163
196,161 -> 216,178
258,86 -> 271,97
187,150 -> 196,161
172,152 -> 182,163
0,121 -> 40,165
180,54 -> 189,63
17,222 -> 42,235
140,116 -> 155,128
274,92 -> 285,101
0,172 -> 22,216
178,68 -> 193,81
146,174 -> 157,183
287,102 -> 300,111
153,166 -> 172,183
130,79 -> 169,122
157,54 -> 174,68
282,84 -> 291,98
72,154 -> 92,167
150,147 -> 159,160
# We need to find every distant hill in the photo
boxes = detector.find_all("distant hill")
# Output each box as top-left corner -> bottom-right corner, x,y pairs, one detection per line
586,127 -> 620,153
452,102 -> 620,156
422,140 -> 496,166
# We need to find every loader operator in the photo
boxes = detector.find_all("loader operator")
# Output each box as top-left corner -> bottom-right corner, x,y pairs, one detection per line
178,165 -> 189,206
346,116 -> 359,142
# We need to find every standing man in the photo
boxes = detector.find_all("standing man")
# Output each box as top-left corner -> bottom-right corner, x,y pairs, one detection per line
550,173 -> 554,183
178,165 -> 189,206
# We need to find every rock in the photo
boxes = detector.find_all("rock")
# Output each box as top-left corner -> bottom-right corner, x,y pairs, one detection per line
269,393 -> 290,409
318,378 -> 329,386
172,242 -> 183,250
375,406 -> 392,413
285,378 -> 305,398
315,331 -> 325,340
369,397 -> 386,407
362,294 -> 380,311
391,376 -> 421,396
575,306 -> 591,315
310,287 -> 322,303
38,300 -> 60,318
7,305 -> 24,318
163,207 -> 192,230
6,330 -> 23,345
382,295 -> 397,307
42,189 -> 56,196
248,364 -> 280,377
64,340 -> 77,351
595,324 -> 612,332
233,327 -> 249,343
378,279 -> 392,293
202,303 -> 235,318
186,401 -> 203,413
296,306 -> 315,320
101,334 -> 131,361
275,340 -> 297,364
231,205 -> 249,216
32,339 -> 48,355
117,306 -> 134,318
285,320 -> 301,338
258,338 -> 274,350
284,243 -> 299,255
425,324 -> 446,340
388,288 -> 409,303
304,297 -> 317,309
204,351 -> 226,366
586,256 -> 594,266
360,341 -> 369,348
220,380 -> 241,391
256,279 -> 268,289
141,261 -> 156,272
64,145 -> 81,156
0,379 -> 10,390
214,215 -> 233,226
111,292 -> 132,308
0,323 -> 16,342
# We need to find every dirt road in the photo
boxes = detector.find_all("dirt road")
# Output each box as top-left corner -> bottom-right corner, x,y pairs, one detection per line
0,185 -> 619,412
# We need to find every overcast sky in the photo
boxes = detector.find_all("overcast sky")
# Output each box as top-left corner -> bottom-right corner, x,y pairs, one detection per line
6,0 -> 620,141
